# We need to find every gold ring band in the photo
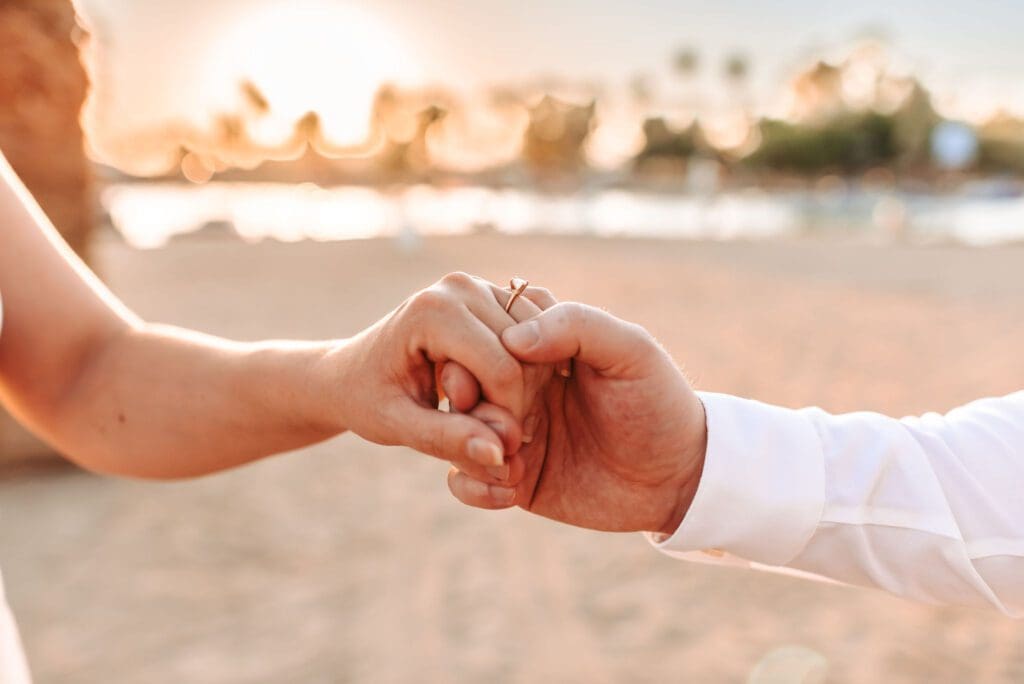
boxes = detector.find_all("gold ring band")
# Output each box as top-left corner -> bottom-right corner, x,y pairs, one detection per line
504,277 -> 529,313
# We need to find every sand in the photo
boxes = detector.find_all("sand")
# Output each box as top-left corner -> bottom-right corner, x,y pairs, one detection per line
3,233 -> 1024,683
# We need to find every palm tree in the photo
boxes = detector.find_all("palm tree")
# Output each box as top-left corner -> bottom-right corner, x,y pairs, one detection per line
629,73 -> 653,107
723,53 -> 749,84
672,46 -> 702,117
673,48 -> 700,79
723,52 -> 752,113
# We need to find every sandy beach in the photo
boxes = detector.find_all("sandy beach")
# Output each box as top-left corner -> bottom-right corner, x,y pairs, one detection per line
3,233 -> 1024,683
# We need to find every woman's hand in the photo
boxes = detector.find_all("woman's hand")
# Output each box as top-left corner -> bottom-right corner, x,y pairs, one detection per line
1,149 -> 552,481
316,273 -> 554,492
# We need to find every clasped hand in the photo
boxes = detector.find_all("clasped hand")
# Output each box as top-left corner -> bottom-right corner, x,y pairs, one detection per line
337,272 -> 707,536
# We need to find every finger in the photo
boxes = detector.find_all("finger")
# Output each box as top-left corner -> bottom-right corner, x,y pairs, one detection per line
521,286 -> 558,311
469,400 -> 524,455
447,467 -> 517,510
500,302 -> 655,377
397,402 -> 509,468
438,278 -> 541,417
444,355 -> 552,444
457,283 -> 546,421
440,272 -> 540,331
424,310 -> 526,417
441,277 -> 553,428
519,286 -> 570,377
485,280 -> 545,324
440,361 -> 480,413
449,451 -> 526,487
481,281 -> 560,406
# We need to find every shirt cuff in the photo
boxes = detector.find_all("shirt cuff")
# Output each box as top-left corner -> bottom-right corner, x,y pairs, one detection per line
649,392 -> 826,567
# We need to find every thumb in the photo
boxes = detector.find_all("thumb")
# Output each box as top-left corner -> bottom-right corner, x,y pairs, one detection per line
500,302 -> 654,377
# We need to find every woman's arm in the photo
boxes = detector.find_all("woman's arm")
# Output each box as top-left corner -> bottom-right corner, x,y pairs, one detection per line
0,153 -> 531,482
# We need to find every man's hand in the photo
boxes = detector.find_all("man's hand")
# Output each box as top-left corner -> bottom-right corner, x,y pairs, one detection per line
445,303 -> 708,536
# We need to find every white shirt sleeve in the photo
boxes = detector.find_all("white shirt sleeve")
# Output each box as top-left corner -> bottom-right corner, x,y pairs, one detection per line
650,391 -> 1024,617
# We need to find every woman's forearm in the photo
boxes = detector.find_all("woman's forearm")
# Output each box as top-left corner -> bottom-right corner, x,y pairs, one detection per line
0,154 -> 347,478
44,323 -> 346,478
1,152 -> 533,485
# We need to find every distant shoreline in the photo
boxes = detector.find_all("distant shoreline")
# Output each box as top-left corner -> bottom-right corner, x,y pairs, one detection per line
98,181 -> 1024,250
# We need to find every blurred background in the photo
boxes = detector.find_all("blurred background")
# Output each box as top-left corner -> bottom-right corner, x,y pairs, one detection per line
2,0 -> 1024,681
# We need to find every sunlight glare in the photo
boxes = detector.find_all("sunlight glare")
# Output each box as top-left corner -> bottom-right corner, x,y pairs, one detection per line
204,1 -> 418,148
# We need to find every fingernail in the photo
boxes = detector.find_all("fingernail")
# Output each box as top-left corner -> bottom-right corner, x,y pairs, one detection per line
490,485 -> 516,505
522,414 -> 538,443
486,464 -> 510,481
503,321 -> 540,352
468,437 -> 504,467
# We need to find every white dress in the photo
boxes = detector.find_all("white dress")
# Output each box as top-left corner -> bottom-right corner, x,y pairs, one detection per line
0,293 -> 33,683
1,570 -> 30,684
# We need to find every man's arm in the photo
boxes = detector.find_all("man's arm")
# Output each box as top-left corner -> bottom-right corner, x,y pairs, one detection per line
653,391 -> 1024,616
447,301 -> 1024,615
0,153 -> 527,481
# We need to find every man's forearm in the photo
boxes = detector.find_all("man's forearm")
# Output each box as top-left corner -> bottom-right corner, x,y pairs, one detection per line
41,323 -> 345,478
653,391 -> 1024,616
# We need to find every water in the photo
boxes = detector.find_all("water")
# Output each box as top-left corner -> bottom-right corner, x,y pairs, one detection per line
101,182 -> 1024,249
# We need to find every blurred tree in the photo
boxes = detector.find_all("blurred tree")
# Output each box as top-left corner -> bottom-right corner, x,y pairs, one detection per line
386,105 -> 446,178
673,48 -> 700,78
521,95 -> 595,179
787,60 -> 844,123
722,52 -> 752,114
723,53 -> 749,84
629,73 -> 654,107
633,117 -> 713,177
0,0 -> 93,465
890,81 -> 939,170
745,111 -> 898,174
240,79 -> 270,116
977,112 -> 1024,175
672,46 -> 701,115
0,0 -> 94,260
371,87 -> 448,180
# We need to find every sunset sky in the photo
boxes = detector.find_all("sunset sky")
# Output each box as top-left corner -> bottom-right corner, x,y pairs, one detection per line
74,0 -> 1024,169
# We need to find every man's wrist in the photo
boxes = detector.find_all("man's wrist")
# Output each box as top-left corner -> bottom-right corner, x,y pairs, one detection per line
650,393 -> 825,566
656,394 -> 708,537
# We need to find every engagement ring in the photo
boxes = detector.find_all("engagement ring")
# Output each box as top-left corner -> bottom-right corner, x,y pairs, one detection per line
504,277 -> 529,313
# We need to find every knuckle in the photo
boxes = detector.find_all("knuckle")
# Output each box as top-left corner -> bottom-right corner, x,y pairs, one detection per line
440,271 -> 474,291
409,287 -> 448,314
427,418 -> 451,460
528,286 -> 555,302
527,285 -> 553,298
629,322 -> 657,347
492,353 -> 523,387
559,302 -> 590,330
